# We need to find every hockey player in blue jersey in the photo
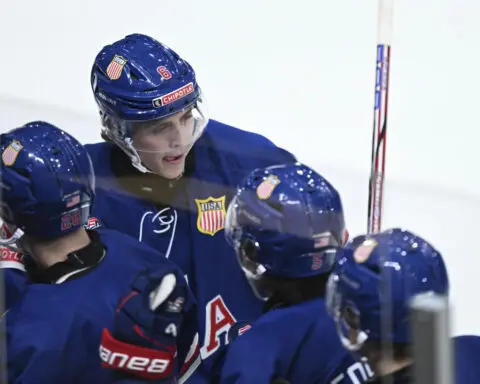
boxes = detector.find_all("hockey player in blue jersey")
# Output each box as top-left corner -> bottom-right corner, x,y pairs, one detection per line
86,33 -> 297,378
0,121 -> 197,383
326,228 -> 480,383
215,162 -> 373,383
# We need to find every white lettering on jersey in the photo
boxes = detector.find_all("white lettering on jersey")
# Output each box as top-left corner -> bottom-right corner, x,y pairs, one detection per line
330,358 -> 374,384
200,295 -> 236,359
138,208 -> 177,258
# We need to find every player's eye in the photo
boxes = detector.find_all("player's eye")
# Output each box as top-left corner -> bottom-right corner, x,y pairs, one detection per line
182,112 -> 194,122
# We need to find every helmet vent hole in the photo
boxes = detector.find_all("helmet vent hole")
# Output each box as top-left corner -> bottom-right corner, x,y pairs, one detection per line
130,71 -> 140,82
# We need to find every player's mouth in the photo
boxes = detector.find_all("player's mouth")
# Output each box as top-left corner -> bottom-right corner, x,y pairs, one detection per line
163,154 -> 184,164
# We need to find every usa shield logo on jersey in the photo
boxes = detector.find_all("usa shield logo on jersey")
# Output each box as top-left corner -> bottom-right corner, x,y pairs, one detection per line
256,175 -> 281,200
195,196 -> 226,236
2,140 -> 23,166
106,55 -> 127,80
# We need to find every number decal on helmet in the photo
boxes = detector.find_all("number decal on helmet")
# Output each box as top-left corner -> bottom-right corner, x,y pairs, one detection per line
157,66 -> 172,80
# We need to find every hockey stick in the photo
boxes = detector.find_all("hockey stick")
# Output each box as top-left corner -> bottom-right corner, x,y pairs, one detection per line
367,0 -> 394,235
368,2 -> 395,384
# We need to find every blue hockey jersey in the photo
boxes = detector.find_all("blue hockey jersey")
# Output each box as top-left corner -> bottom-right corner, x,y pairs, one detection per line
220,298 -> 374,384
453,335 -> 480,383
6,228 -> 196,384
3,268 -> 26,310
85,120 -> 296,379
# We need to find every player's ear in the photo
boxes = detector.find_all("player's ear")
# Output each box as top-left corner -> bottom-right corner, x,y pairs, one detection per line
343,228 -> 350,245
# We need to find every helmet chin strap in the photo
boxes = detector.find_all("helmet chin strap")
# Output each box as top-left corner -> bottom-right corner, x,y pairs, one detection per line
122,135 -> 186,185
101,122 -> 194,181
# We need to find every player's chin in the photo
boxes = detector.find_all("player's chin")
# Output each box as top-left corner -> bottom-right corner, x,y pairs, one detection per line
157,157 -> 186,179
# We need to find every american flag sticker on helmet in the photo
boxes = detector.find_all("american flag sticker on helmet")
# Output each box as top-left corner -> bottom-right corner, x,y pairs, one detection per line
353,239 -> 378,264
256,175 -> 281,200
106,55 -> 127,80
2,140 -> 23,166
64,193 -> 81,208
195,196 -> 226,236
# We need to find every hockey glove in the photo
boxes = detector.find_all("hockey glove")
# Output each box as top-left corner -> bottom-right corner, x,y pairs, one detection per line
100,267 -> 194,381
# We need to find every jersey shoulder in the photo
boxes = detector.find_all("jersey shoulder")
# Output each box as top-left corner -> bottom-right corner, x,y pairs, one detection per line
98,227 -> 170,264
200,120 -> 296,182
220,299 -> 338,383
224,299 -> 328,366
206,119 -> 277,146
84,141 -> 116,178
84,140 -> 113,159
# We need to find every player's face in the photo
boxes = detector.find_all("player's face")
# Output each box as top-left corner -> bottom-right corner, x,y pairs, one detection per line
131,108 -> 196,179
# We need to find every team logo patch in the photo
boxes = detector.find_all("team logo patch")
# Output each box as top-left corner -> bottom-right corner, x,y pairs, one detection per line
2,140 -> 23,166
152,82 -> 194,108
195,196 -> 226,236
106,55 -> 127,80
85,217 -> 101,230
256,175 -> 281,200
353,238 -> 378,263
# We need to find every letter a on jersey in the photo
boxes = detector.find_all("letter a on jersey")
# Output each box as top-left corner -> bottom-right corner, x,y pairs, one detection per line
195,196 -> 226,236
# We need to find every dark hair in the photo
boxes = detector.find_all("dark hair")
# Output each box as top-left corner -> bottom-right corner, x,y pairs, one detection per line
261,273 -> 331,312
